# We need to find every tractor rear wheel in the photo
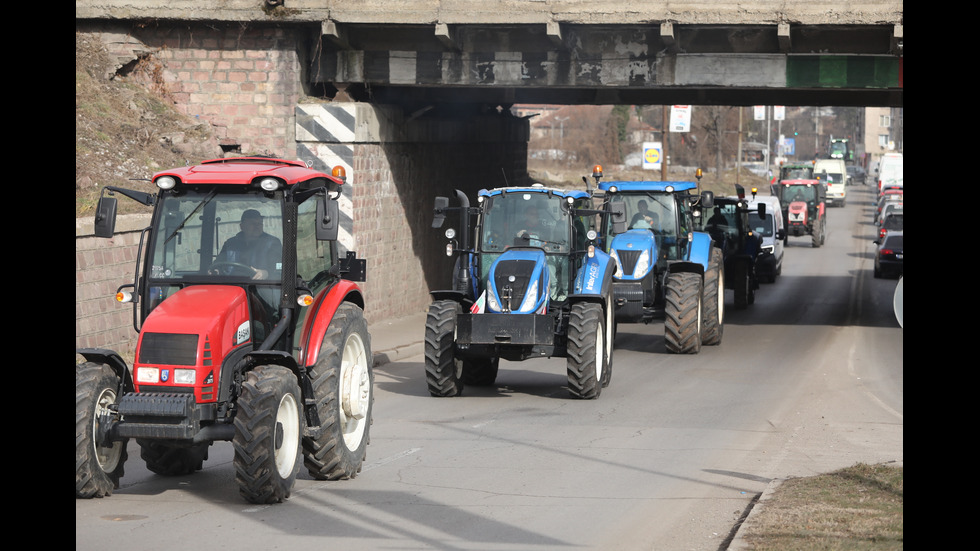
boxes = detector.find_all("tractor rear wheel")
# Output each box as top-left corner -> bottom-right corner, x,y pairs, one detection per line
425,300 -> 465,397
76,362 -> 128,498
139,441 -> 210,476
304,303 -> 373,480
701,248 -> 725,346
664,272 -> 702,354
566,302 -> 605,399
233,365 -> 304,504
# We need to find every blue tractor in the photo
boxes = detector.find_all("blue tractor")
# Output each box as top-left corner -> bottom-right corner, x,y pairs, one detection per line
594,167 -> 724,353
426,182 -> 626,399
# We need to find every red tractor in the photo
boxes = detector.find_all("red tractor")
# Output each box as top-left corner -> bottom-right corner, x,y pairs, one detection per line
771,178 -> 827,248
76,157 -> 373,504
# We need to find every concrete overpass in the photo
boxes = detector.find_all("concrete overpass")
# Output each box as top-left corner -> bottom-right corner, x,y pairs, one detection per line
77,0 -> 903,108
75,1 -> 903,349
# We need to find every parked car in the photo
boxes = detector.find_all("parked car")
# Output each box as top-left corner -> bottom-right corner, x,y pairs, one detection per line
846,164 -> 867,185
874,231 -> 903,279
878,212 -> 903,240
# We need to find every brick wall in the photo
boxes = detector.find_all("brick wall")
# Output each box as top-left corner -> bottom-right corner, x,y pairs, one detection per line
90,22 -> 305,157
76,215 -> 150,361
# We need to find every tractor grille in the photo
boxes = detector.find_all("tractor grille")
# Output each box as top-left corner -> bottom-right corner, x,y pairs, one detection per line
139,333 -> 198,366
492,259 -> 536,310
616,250 -> 642,274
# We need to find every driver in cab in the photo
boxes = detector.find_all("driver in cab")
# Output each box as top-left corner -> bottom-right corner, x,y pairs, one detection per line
515,205 -> 549,247
213,209 -> 282,279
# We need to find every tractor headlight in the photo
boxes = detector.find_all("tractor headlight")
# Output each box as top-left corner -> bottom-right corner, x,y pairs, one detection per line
174,369 -> 196,385
633,249 -> 651,278
259,178 -> 280,191
519,279 -> 539,312
485,288 -> 501,312
156,176 -> 177,190
609,249 -> 622,274
137,367 -> 160,383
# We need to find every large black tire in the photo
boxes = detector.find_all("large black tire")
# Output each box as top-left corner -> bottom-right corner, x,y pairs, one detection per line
566,302 -> 605,399
76,362 -> 128,498
139,441 -> 210,476
303,303 -> 373,481
664,272 -> 702,354
233,365 -> 304,504
425,300 -> 465,397
463,357 -> 499,386
701,248 -> 725,346
733,260 -> 751,310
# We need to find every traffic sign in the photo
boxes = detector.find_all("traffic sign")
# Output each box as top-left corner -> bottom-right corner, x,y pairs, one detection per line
642,142 -> 662,170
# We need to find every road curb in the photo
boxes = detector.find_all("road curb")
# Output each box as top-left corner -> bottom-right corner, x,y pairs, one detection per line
727,477 -> 786,550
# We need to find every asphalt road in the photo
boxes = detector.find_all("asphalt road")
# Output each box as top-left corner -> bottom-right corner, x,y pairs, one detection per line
75,184 -> 902,551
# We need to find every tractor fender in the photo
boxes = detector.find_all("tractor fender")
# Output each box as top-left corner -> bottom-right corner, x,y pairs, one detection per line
76,348 -> 136,393
299,280 -> 365,367
686,232 -> 714,273
574,249 -> 616,297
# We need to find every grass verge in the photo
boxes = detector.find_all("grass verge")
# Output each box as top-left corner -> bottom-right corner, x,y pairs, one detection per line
735,463 -> 903,550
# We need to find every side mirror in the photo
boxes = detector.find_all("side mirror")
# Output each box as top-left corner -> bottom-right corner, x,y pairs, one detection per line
609,200 -> 627,234
757,203 -> 766,217
316,196 -> 340,241
94,196 -> 118,238
432,196 -> 449,228
701,191 -> 714,209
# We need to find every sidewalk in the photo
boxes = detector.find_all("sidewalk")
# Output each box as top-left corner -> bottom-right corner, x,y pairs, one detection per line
368,311 -> 428,366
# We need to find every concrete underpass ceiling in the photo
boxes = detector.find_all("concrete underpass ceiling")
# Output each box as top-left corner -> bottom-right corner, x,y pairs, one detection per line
314,23 -> 903,108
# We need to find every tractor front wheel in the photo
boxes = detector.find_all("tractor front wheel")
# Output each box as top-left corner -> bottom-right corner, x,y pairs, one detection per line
566,302 -> 605,399
464,357 -> 499,386
304,303 -> 373,481
425,300 -> 465,397
76,362 -> 128,498
734,261 -> 751,310
664,272 -> 703,354
233,365 -> 304,504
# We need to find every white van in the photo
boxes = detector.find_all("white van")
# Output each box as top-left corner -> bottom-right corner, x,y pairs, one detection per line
746,195 -> 784,283
813,158 -> 848,207
876,153 -> 903,192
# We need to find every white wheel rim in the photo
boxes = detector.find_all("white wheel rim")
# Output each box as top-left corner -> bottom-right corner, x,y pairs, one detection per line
274,392 -> 300,478
340,332 -> 370,450
716,269 -> 725,323
594,321 -> 604,382
93,387 -> 123,472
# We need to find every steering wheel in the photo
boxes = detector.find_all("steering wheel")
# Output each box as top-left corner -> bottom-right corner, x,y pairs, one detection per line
208,261 -> 257,277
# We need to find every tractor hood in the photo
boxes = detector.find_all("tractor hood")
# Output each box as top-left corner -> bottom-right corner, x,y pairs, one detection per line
132,285 -> 252,398
484,248 -> 550,314
609,229 -> 657,280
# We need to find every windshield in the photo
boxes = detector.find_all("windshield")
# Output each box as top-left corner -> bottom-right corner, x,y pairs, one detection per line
748,211 -> 773,237
777,184 -> 818,204
480,191 -> 571,253
603,192 -> 679,241
150,189 -> 284,282
780,167 -> 813,180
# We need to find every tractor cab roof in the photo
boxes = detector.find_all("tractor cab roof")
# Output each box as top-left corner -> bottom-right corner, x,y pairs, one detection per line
151,157 -> 344,188
478,185 -> 590,201
777,178 -> 822,186
596,181 -> 699,193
